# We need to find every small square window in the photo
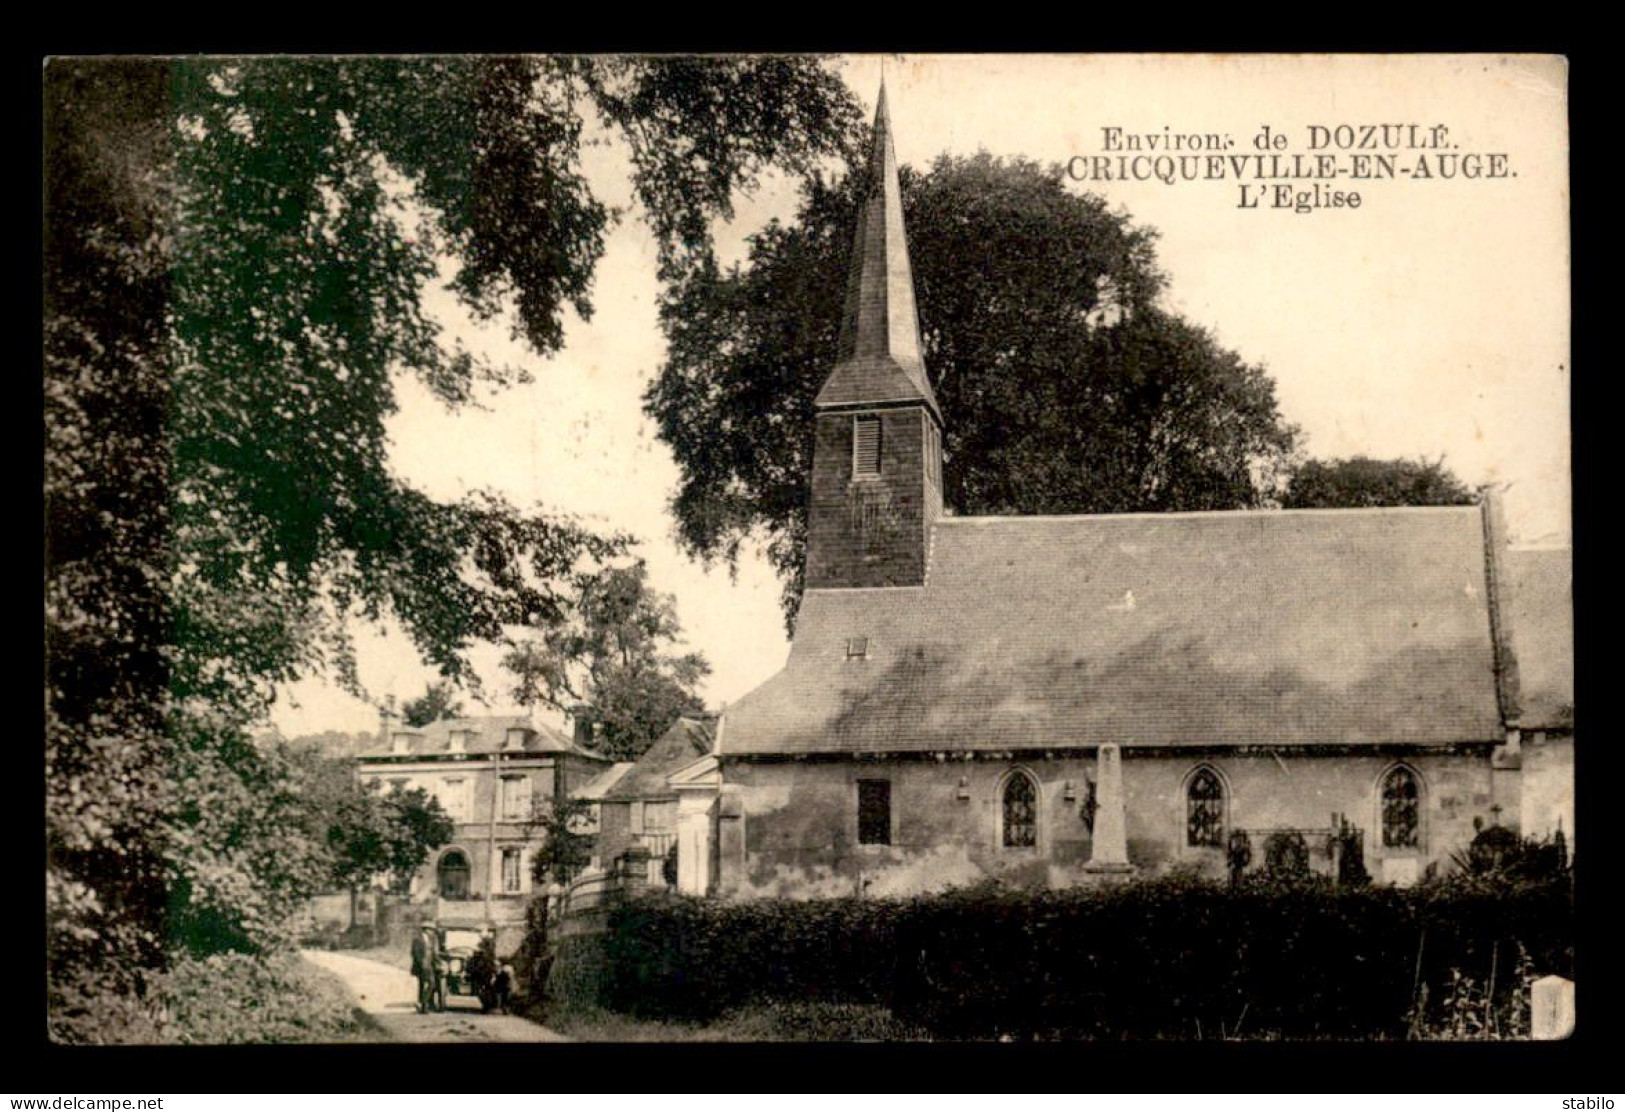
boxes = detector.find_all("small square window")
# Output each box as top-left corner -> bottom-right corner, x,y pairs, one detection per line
858,779 -> 891,846
845,637 -> 869,661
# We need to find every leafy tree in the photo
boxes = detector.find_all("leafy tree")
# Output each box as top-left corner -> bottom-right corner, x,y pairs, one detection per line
502,561 -> 710,760
529,798 -> 596,888
377,784 -> 459,892
45,55 -> 858,1040
1281,456 -> 1476,510
46,60 -> 177,1017
646,151 -> 1297,628
401,680 -> 465,729
331,784 -> 456,897
286,745 -> 455,892
281,745 -> 453,923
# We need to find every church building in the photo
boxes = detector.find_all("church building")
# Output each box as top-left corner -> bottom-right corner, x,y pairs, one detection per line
694,87 -> 1573,899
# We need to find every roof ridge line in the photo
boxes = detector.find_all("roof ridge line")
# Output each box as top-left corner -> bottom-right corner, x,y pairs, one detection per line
935,505 -> 1483,525
803,585 -> 928,594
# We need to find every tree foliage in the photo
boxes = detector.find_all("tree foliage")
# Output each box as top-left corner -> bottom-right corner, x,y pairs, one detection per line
283,744 -> 456,895
44,55 -> 859,1039
336,783 -> 457,896
47,60 -> 188,1011
646,151 -> 1298,627
1282,456 -> 1476,510
280,729 -> 378,760
502,561 -> 710,760
528,798 -> 597,889
401,680 -> 465,728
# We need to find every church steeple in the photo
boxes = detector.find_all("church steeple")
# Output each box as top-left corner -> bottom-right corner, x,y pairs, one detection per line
803,82 -> 944,593
816,81 -> 942,422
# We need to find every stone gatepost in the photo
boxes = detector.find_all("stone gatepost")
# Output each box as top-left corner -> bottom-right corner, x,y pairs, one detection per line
620,844 -> 652,898
1084,744 -> 1134,879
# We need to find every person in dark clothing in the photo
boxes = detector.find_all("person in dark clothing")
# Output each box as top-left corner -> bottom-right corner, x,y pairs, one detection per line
411,923 -> 441,1013
468,923 -> 507,1013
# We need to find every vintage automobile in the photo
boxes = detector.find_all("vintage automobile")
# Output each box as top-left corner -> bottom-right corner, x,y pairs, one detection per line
434,922 -> 511,1013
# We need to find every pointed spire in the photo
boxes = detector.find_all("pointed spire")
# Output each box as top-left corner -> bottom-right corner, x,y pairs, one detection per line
816,81 -> 941,422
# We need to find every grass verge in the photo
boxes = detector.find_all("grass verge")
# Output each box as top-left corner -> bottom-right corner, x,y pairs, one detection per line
540,1000 -> 930,1042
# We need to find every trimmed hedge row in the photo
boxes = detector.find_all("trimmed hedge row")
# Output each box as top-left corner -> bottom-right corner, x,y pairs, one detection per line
545,876 -> 1573,1038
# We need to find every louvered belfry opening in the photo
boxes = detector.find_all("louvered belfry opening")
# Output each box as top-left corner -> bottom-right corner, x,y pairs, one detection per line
853,415 -> 882,477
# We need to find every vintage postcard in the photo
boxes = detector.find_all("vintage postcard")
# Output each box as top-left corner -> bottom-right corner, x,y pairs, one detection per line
44,53 -> 1571,1051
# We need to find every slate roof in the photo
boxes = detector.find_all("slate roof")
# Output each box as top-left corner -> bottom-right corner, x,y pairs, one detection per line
1502,547 -> 1573,730
722,506 -> 1508,755
574,762 -> 637,801
814,82 -> 942,422
358,715 -> 608,761
603,716 -> 716,802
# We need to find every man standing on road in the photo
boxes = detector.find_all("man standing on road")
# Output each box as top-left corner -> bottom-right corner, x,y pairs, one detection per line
411,922 -> 441,1013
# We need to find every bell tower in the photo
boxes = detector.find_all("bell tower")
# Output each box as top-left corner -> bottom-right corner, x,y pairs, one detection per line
804,82 -> 944,591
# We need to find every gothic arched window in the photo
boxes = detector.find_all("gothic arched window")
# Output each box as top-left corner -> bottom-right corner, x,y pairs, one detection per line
1381,767 -> 1421,848
1002,771 -> 1037,848
1186,767 -> 1225,847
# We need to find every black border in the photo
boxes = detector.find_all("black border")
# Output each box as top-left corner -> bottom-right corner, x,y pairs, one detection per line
26,38 -> 1601,1096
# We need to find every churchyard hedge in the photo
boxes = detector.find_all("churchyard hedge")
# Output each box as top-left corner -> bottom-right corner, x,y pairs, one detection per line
542,875 -> 1573,1039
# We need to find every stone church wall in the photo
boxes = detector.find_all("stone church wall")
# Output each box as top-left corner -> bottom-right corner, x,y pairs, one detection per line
718,747 -> 1502,898
1521,729 -> 1574,851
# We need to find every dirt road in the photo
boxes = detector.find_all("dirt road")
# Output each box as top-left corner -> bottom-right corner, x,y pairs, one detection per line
302,949 -> 570,1043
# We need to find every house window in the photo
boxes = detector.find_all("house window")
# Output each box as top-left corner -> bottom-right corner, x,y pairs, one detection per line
437,849 -> 471,900
501,775 -> 531,821
501,848 -> 522,894
853,415 -> 882,478
1381,766 -> 1421,848
1002,771 -> 1038,848
440,777 -> 469,821
845,637 -> 870,661
1186,767 -> 1225,847
857,779 -> 891,845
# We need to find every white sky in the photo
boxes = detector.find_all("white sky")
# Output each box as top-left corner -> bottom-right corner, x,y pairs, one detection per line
269,54 -> 1571,739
